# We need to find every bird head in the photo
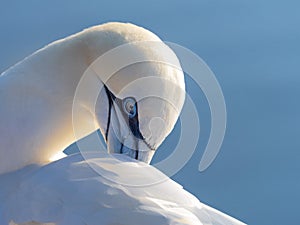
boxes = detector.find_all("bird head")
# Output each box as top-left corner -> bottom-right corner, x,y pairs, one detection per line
83,23 -> 185,163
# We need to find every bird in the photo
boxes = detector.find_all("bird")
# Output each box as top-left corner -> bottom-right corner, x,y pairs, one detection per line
0,22 -> 246,225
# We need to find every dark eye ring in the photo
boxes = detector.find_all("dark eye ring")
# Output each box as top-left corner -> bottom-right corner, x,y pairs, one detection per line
122,97 -> 137,118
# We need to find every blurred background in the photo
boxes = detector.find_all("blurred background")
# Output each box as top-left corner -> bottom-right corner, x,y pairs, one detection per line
1,1 -> 299,224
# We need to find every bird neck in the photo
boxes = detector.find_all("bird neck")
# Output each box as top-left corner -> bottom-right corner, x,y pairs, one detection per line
0,33 -> 101,174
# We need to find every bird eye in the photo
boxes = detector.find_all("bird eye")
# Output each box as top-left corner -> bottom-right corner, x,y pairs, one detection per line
122,97 -> 137,118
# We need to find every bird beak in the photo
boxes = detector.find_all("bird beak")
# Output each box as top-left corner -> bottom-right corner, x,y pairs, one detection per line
103,85 -> 156,164
106,121 -> 155,163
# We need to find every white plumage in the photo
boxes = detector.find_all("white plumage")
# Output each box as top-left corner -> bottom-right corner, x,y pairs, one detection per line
1,153 -> 244,225
0,22 -> 246,225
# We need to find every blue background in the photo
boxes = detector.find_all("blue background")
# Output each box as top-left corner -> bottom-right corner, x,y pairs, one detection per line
1,1 -> 299,224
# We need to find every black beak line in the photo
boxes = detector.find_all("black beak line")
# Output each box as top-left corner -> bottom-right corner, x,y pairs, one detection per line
104,85 -> 115,142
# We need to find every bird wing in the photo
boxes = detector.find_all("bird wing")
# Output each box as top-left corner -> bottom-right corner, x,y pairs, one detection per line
0,153 -> 246,225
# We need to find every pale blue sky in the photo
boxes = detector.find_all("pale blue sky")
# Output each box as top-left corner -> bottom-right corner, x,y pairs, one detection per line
1,1 -> 300,224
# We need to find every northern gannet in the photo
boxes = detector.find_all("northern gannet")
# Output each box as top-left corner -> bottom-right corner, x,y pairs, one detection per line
0,22 -> 245,225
